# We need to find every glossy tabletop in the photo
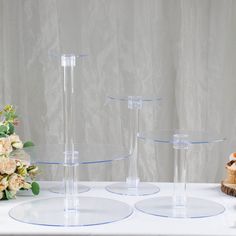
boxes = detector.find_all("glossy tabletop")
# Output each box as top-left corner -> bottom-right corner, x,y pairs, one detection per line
2,181 -> 236,235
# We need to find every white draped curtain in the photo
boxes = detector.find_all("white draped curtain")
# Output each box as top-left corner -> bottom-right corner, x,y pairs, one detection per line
0,0 -> 236,182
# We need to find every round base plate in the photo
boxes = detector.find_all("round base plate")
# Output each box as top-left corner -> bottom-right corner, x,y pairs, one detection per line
106,182 -> 160,196
9,197 -> 133,227
135,196 -> 225,218
50,183 -> 90,194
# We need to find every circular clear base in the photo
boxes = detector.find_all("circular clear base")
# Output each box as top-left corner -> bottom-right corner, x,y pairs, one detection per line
106,182 -> 160,196
9,197 -> 133,227
50,183 -> 90,194
135,196 -> 225,218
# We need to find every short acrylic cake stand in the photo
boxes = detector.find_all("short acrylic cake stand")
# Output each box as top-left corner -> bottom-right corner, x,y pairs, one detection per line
9,54 -> 133,227
9,144 -> 132,226
135,130 -> 226,218
106,96 -> 161,196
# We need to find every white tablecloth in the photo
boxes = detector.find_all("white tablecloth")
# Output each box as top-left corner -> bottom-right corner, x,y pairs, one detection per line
1,181 -> 236,236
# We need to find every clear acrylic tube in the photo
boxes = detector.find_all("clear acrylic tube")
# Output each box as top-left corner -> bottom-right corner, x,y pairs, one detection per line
126,96 -> 142,188
61,54 -> 78,211
172,134 -> 190,208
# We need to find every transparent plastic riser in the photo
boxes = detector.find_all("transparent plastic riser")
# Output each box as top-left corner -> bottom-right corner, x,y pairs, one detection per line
135,130 -> 225,218
105,95 -> 161,196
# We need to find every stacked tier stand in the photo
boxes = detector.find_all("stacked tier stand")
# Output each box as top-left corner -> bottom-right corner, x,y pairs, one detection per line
135,130 -> 226,218
106,96 -> 161,196
9,54 -> 133,227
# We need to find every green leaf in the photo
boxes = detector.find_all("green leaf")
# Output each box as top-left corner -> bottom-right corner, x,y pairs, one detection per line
0,125 -> 7,133
23,141 -> 34,148
31,182 -> 40,195
4,112 -> 12,121
8,122 -> 14,135
0,133 -> 7,138
4,189 -> 13,200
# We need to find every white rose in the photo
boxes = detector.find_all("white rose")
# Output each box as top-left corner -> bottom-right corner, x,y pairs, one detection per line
0,158 -> 16,175
23,182 -> 31,190
11,149 -> 30,166
9,134 -> 21,143
0,176 -> 8,191
28,166 -> 39,179
9,134 -> 23,150
12,141 -> 23,149
0,138 -> 13,156
8,173 -> 24,191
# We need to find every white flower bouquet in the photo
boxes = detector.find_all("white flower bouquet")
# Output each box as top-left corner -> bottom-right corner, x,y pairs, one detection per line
0,105 -> 39,200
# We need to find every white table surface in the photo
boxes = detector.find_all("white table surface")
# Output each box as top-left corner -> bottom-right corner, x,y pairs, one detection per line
1,181 -> 236,236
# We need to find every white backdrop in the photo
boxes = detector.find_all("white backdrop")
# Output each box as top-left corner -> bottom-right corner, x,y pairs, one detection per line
0,0 -> 236,183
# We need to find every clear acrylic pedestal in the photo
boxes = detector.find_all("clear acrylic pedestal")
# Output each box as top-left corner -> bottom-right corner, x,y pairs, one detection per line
9,54 -> 133,226
135,130 -> 226,218
106,96 -> 161,196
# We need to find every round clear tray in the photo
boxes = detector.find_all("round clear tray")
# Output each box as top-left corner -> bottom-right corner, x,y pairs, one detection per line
135,196 -> 225,218
138,130 -> 225,145
11,143 -> 130,165
50,183 -> 90,194
106,182 -> 160,196
9,196 -> 133,227
11,144 -> 130,194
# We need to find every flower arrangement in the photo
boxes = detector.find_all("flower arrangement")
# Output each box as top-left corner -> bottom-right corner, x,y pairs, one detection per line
0,105 -> 39,200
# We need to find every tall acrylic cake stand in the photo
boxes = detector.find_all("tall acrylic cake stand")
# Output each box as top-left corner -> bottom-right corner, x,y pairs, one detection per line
135,130 -> 226,218
9,54 -> 133,227
105,96 -> 161,196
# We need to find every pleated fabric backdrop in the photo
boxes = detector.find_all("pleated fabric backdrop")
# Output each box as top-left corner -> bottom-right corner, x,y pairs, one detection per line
0,0 -> 236,183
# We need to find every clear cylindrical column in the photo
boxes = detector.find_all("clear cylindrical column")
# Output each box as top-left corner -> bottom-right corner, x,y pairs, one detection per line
61,54 -> 78,211
49,54 -> 89,195
126,96 -> 142,187
172,134 -> 189,208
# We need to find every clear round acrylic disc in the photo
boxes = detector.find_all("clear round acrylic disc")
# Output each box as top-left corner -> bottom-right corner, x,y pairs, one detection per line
9,196 -> 133,227
135,196 -> 225,218
50,183 -> 90,194
106,182 -> 160,196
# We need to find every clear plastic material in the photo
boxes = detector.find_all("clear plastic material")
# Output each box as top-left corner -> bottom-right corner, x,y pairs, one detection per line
9,54 -> 132,226
138,130 -> 226,145
106,182 -> 159,196
50,183 -> 90,194
18,143 -> 130,165
61,54 -> 78,212
173,134 -> 189,207
136,130 -> 226,218
9,197 -> 133,226
106,96 -> 161,196
135,197 -> 225,218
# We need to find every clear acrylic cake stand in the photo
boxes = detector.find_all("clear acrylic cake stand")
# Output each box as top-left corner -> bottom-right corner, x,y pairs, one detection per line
9,54 -> 133,227
135,130 -> 226,218
105,96 -> 161,196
